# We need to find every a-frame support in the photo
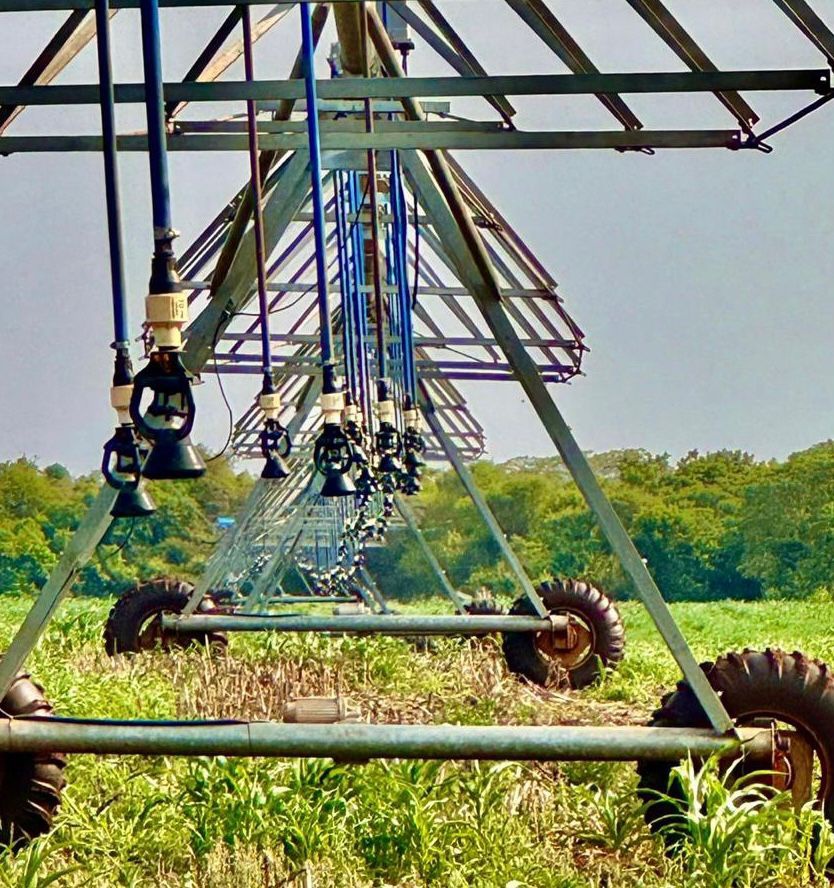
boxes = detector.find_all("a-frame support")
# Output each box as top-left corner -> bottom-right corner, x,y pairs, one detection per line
183,375 -> 322,614
366,9 -> 732,734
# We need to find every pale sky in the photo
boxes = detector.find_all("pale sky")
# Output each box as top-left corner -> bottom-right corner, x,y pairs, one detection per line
1,2 -> 833,474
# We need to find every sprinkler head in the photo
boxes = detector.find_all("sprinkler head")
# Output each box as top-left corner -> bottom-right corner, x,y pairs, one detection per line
260,419 -> 292,481
403,449 -> 425,472
321,471 -> 356,498
374,421 -> 402,477
262,452 -> 290,481
355,464 -> 379,493
130,350 -> 206,481
111,483 -> 157,519
101,425 -> 158,518
377,453 -> 401,475
401,474 -> 422,496
142,433 -> 206,481
314,424 -> 356,498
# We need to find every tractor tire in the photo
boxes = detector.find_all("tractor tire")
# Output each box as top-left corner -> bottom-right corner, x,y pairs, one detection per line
637,649 -> 834,843
103,576 -> 228,656
464,598 -> 506,617
0,673 -> 66,847
502,579 -> 624,689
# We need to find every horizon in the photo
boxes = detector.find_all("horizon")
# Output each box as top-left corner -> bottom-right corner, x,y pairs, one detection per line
8,435 -> 833,480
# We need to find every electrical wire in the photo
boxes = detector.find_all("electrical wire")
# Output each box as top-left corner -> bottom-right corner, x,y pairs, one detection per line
207,312 -> 235,462
437,343 -> 489,365
100,517 -> 136,562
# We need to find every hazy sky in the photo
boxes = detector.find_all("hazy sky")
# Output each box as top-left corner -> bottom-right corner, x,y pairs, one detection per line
2,2 -> 834,474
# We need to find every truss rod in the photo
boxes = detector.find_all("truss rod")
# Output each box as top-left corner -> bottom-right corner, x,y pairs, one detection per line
624,0 -> 760,131
504,0 -> 641,130
771,0 -> 834,65
0,8 -> 114,135
0,129 -> 743,154
1,70 -> 825,106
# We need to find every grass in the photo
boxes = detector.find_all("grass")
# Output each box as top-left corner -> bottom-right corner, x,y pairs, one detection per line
0,595 -> 833,886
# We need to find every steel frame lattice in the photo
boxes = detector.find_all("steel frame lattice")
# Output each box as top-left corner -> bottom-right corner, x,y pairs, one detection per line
0,0 -> 831,764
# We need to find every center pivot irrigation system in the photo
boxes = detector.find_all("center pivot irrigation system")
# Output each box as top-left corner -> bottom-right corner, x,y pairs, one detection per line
2,0 -> 834,849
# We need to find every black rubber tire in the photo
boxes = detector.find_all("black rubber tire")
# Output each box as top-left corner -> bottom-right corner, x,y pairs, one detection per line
103,577 -> 228,656
637,649 -> 834,842
502,579 -> 625,689
0,673 -> 66,847
464,599 -> 506,617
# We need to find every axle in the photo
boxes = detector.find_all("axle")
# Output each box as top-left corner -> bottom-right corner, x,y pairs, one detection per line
0,718 -> 770,762
161,612 -> 570,636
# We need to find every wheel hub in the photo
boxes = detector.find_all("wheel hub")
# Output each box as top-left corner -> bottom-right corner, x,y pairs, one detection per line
535,614 -> 595,670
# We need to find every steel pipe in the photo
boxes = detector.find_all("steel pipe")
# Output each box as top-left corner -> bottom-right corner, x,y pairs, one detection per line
0,719 -> 770,762
0,129 -> 744,154
0,70 -> 827,106
267,595 -> 357,604
162,612 -> 568,635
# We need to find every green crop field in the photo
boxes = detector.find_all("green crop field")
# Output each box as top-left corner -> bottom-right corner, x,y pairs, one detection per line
2,595 -> 834,888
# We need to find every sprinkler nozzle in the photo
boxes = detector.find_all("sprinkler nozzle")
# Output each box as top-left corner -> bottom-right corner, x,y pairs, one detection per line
129,350 -> 205,480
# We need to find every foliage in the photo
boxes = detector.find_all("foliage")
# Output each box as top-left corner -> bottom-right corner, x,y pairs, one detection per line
1,442 -> 833,604
0,453 -> 252,598
0,597 -> 832,886
373,443 -> 834,603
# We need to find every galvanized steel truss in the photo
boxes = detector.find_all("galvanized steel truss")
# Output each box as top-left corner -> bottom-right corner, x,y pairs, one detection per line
0,0 -> 832,757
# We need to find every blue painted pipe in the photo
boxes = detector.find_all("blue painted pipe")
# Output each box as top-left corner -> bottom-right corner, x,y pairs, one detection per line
94,0 -> 129,347
139,0 -> 172,236
241,6 -> 273,385
390,153 -> 416,399
333,172 -> 356,395
300,2 -> 336,389
348,171 -> 371,420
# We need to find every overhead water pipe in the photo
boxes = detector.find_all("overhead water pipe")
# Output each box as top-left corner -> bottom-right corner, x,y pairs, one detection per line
355,3 -> 402,488
301,1 -> 355,497
129,0 -> 205,480
242,5 -> 291,481
95,0 -> 156,518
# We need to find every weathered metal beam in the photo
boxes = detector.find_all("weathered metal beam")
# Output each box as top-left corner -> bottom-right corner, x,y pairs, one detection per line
394,495 -> 468,613
165,5 -> 290,120
403,145 -> 735,733
358,567 -> 393,615
0,8 -> 116,135
182,149 -> 312,374
0,128 -> 743,154
2,0 -> 358,6
176,119 -> 505,134
163,613 -> 567,634
419,383 -> 548,617
0,719 -> 769,762
1,70 -> 825,106
0,486 -> 118,697
405,0 -> 516,123
219,332 -> 576,348
771,0 -> 834,65
504,0 -> 642,130
209,3 -> 328,292
624,0 -> 760,131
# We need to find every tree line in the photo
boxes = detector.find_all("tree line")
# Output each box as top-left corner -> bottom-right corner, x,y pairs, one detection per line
373,443 -> 834,603
0,442 -> 831,602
